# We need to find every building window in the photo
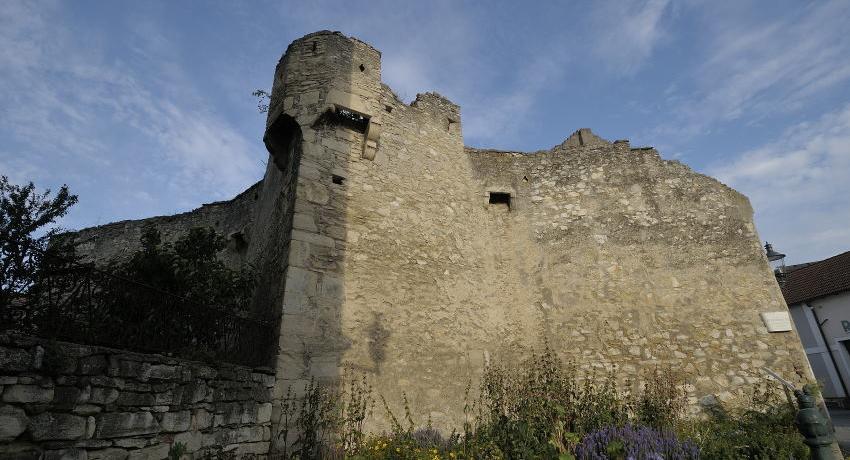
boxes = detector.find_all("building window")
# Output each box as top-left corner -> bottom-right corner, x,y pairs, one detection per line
489,192 -> 511,209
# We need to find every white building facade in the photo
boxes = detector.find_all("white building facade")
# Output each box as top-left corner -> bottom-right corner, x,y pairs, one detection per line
785,251 -> 850,403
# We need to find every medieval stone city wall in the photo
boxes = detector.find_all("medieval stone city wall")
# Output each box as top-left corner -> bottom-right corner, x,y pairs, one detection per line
465,137 -> 810,399
0,333 -> 274,459
262,31 -> 812,434
26,30 -> 815,444
68,182 -> 262,270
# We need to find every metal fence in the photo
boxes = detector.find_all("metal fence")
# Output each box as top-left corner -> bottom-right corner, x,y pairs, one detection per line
0,255 -> 278,367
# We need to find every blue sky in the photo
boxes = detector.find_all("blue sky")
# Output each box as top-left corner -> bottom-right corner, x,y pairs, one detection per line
1,0 -> 849,264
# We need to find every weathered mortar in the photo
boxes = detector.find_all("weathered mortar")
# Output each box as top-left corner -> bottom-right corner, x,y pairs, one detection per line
55,30 -> 814,444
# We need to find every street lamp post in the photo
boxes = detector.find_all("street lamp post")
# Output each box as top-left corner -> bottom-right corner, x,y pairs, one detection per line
765,242 -> 787,287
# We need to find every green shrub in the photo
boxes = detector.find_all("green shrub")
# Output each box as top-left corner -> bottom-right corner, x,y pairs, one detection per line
270,347 -> 810,460
631,365 -> 687,430
97,226 -> 256,358
275,370 -> 374,459
680,382 -> 809,459
460,346 -> 634,459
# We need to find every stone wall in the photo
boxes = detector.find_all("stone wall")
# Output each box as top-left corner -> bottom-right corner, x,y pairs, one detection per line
260,31 -> 814,435
68,181 -> 263,270
0,333 -> 274,459
51,30 -> 816,442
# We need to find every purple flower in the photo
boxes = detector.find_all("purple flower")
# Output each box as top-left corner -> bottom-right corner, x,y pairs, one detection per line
575,425 -> 699,460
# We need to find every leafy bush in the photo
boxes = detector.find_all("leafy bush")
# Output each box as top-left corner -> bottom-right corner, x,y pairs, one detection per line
681,383 -> 809,460
462,346 -> 662,459
631,366 -> 687,431
575,425 -> 699,460
271,348 -> 810,460
113,225 -> 254,310
95,226 -> 256,355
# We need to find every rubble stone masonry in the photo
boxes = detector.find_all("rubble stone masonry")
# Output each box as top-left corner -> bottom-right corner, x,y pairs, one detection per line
48,30 -> 813,447
0,333 -> 274,459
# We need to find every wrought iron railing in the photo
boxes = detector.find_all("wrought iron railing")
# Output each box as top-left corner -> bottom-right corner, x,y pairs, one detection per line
0,254 -> 278,367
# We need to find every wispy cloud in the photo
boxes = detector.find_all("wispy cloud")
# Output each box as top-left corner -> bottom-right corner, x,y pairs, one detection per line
2,0 -> 848,266
710,105 -> 850,262
277,1 -> 566,146
461,51 -> 571,147
0,0 -> 261,223
590,0 -> 671,74
663,0 -> 850,138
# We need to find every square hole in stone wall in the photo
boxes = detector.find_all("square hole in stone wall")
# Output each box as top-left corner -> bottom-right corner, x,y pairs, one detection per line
332,175 -> 345,185
333,107 -> 369,133
489,192 -> 511,209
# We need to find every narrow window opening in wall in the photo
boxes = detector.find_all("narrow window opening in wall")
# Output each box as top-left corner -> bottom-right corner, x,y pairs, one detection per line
447,118 -> 456,132
311,42 -> 317,53
332,175 -> 345,185
385,105 -> 393,113
359,64 -> 366,72
334,107 -> 369,133
489,192 -> 511,209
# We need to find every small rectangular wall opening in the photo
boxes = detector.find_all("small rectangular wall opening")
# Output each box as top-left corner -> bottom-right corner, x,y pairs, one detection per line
333,107 -> 369,133
488,192 -> 511,209
332,174 -> 345,185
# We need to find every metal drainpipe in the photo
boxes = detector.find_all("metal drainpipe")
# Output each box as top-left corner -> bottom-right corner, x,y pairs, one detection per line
809,304 -> 850,403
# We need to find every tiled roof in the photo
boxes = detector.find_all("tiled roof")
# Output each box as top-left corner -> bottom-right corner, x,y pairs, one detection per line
782,250 -> 850,305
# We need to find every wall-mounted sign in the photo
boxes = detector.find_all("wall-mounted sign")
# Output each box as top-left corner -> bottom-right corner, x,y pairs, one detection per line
761,311 -> 793,332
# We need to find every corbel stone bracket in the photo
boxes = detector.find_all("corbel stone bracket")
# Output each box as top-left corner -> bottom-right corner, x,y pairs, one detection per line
362,117 -> 381,161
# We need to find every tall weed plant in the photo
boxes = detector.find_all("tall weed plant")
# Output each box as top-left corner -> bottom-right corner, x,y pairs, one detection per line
272,345 -> 809,459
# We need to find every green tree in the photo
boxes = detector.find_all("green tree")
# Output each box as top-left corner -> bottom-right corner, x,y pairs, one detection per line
98,226 -> 256,359
0,176 -> 77,308
116,225 -> 254,310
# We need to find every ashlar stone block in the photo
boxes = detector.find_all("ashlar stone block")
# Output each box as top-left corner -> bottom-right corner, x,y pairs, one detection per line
0,405 -> 28,442
87,448 -> 129,460
158,410 -> 191,432
44,448 -> 87,460
126,443 -> 168,460
94,412 -> 160,438
28,412 -> 87,440
2,384 -> 54,404
0,346 -> 32,372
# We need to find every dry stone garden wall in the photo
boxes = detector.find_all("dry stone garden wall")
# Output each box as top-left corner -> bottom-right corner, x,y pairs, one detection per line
0,333 -> 274,459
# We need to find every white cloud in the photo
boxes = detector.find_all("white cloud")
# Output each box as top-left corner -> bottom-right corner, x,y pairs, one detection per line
461,52 -> 571,146
666,0 -> 850,137
276,2 -> 578,147
710,105 -> 850,263
0,0 -> 260,220
590,0 -> 671,74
